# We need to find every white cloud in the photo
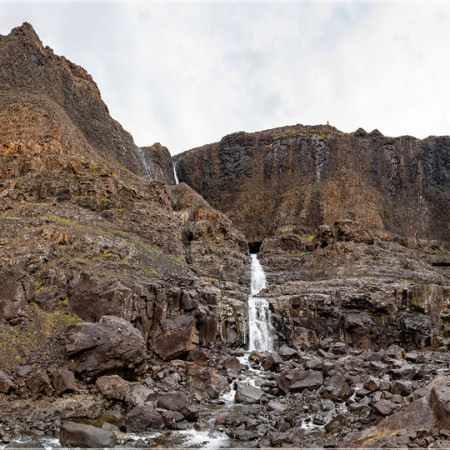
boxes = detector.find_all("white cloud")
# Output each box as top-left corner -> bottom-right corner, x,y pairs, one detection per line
0,2 -> 449,155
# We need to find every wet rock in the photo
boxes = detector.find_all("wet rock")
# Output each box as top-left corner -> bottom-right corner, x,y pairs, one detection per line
277,369 -> 323,393
60,422 -> 118,448
322,375 -> 353,401
230,430 -> 258,442
6,441 -> 45,449
50,367 -> 78,395
162,410 -> 187,430
235,384 -> 263,404
157,392 -> 189,411
125,384 -> 153,406
0,371 -> 14,393
374,399 -> 394,416
95,375 -> 130,400
125,403 -> 164,432
152,315 -> 199,360
180,404 -> 199,421
65,316 -> 146,378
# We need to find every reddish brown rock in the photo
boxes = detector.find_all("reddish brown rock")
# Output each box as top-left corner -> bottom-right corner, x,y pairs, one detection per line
0,268 -> 35,321
277,369 -> 323,393
0,370 -> 14,393
50,367 -> 78,395
65,316 -> 146,379
125,403 -> 164,432
95,375 -> 129,400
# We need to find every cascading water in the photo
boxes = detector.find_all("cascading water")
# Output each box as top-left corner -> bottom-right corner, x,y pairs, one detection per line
136,146 -> 154,181
173,161 -> 179,185
248,253 -> 274,352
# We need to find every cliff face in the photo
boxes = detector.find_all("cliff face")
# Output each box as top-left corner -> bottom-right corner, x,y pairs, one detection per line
0,23 -> 148,176
175,125 -> 450,244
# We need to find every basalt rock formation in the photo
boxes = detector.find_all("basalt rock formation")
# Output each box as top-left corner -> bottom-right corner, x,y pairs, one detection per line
175,124 -> 450,245
1,22 -> 450,450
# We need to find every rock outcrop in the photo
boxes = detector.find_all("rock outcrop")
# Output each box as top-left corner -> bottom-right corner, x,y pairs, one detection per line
175,125 -> 450,244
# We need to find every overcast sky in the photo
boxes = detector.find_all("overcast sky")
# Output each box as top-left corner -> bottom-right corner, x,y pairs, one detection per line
1,2 -> 450,155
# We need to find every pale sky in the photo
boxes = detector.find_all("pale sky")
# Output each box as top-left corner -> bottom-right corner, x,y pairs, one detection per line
1,2 -> 450,155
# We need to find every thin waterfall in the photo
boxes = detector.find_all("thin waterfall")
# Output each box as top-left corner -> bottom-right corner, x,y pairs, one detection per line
136,146 -> 154,181
248,254 -> 274,352
173,161 -> 179,185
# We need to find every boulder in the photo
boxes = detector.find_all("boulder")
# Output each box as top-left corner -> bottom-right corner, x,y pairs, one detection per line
0,371 -> 14,394
235,384 -> 263,404
261,353 -> 283,371
373,399 -> 394,416
157,392 -> 189,411
223,356 -> 241,372
95,375 -> 130,400
124,384 -> 153,406
50,367 -> 78,395
429,377 -> 450,428
25,370 -> 53,396
125,403 -> 164,432
277,369 -> 323,393
60,422 -> 118,448
6,441 -> 45,449
65,316 -> 146,378
278,345 -> 297,359
180,404 -> 200,421
152,315 -> 199,360
322,375 -> 353,401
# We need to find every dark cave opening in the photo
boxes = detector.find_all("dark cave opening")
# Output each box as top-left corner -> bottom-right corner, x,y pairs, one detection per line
248,241 -> 262,254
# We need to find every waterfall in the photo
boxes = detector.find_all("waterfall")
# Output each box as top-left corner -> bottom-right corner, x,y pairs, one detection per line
173,161 -> 179,185
248,254 -> 274,352
136,146 -> 154,181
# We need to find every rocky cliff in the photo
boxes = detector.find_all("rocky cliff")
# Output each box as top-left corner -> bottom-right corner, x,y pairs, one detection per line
0,22 -> 169,181
175,124 -> 450,245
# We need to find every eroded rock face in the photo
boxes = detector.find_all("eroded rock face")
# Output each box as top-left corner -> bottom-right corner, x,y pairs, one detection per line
65,316 -> 146,378
141,143 -> 176,184
0,23 -> 147,177
175,125 -> 450,243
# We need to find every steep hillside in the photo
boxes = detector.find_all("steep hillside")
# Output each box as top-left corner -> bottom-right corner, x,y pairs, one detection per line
175,124 -> 450,245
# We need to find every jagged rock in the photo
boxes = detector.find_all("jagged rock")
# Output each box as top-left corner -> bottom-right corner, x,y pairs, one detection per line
429,376 -> 450,428
374,399 -> 394,416
322,375 -> 353,401
278,345 -> 297,359
161,410 -> 187,430
65,316 -> 146,378
152,315 -> 199,360
180,404 -> 200,421
125,404 -> 164,432
176,126 -> 449,244
325,414 -> 346,433
95,375 -> 130,400
261,353 -> 283,371
60,422 -> 117,448
267,400 -> 287,412
391,380 -> 412,396
186,348 -> 210,366
50,367 -> 78,395
25,370 -> 53,396
0,268 -> 35,321
235,384 -> 263,404
157,392 -> 189,411
0,371 -> 14,393
277,369 -> 323,393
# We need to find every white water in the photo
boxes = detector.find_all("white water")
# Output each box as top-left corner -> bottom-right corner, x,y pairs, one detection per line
248,253 -> 274,352
137,146 -> 154,181
173,161 -> 179,185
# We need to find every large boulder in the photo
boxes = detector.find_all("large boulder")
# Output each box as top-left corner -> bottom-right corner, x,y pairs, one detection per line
50,367 -> 78,395
322,375 -> 353,401
277,369 -> 323,393
125,403 -> 164,432
65,316 -> 146,378
152,315 -> 199,360
235,384 -> 263,404
157,392 -> 189,411
429,376 -> 450,428
60,422 -> 117,448
95,375 -> 130,400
